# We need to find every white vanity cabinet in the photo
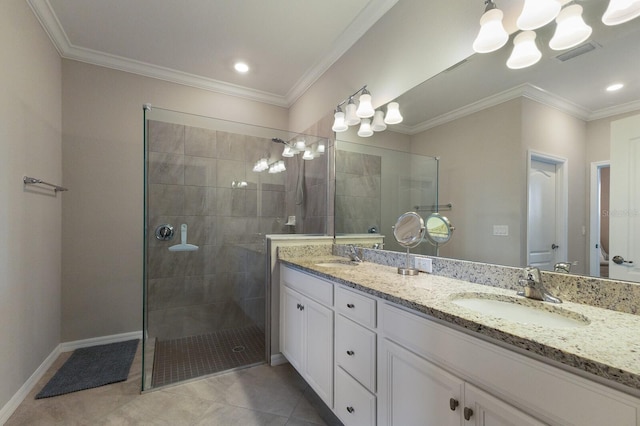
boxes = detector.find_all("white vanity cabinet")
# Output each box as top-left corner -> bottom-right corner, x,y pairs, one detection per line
379,337 -> 543,426
280,266 -> 334,407
379,302 -> 640,426
279,264 -> 640,426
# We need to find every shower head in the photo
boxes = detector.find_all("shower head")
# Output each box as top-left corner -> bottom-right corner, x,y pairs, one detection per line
271,137 -> 286,144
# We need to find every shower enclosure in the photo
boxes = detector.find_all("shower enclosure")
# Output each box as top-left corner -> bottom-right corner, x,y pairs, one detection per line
334,138 -> 440,255
142,106 -> 328,390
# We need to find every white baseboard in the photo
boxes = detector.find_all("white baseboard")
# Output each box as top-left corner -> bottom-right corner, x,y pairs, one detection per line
59,330 -> 143,352
270,353 -> 288,366
0,330 -> 143,424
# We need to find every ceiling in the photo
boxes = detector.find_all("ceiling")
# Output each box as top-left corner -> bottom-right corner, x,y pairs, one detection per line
27,0 -> 398,107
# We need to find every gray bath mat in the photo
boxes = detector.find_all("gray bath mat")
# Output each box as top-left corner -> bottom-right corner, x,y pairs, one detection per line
36,339 -> 139,399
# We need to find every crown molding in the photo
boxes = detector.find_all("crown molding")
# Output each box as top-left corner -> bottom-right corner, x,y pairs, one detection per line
28,0 -> 399,109
589,100 -> 640,121
402,83 -> 594,135
284,0 -> 400,105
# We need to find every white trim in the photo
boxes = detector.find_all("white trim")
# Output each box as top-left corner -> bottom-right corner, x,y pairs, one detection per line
0,346 -> 61,424
270,353 -> 288,366
59,330 -> 143,352
27,0 -> 398,108
0,331 -> 142,424
526,150 -> 569,269
589,161 -> 610,277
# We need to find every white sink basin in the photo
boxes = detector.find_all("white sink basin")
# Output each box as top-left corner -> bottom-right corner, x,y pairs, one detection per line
315,261 -> 360,268
451,294 -> 589,328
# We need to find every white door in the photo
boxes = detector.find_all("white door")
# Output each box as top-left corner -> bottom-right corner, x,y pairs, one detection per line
280,286 -> 304,371
303,297 -> 334,408
609,114 -> 640,282
527,156 -> 567,271
464,383 -> 544,426
378,338 -> 462,426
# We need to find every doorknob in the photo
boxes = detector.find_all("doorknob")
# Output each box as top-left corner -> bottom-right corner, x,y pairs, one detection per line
612,255 -> 634,265
551,243 -> 559,250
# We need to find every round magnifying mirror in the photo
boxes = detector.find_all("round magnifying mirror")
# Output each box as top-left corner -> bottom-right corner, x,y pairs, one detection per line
393,212 -> 425,275
393,212 -> 425,248
424,212 -> 454,246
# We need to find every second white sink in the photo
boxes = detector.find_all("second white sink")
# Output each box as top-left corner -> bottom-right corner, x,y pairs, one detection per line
451,294 -> 589,328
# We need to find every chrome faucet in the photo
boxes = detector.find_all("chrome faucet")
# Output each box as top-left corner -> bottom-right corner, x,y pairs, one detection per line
517,266 -> 562,303
348,245 -> 363,262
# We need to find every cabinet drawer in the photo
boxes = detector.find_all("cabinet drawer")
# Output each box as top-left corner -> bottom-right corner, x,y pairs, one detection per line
336,314 -> 376,392
281,264 -> 333,306
336,285 -> 376,328
335,366 -> 376,426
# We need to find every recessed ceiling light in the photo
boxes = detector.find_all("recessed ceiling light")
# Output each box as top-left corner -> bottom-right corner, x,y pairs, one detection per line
606,83 -> 624,92
234,62 -> 249,73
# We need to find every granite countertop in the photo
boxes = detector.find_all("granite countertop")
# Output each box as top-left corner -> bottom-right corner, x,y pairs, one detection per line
280,255 -> 640,395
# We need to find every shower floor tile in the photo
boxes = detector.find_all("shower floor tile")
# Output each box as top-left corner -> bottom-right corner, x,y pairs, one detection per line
151,324 -> 265,387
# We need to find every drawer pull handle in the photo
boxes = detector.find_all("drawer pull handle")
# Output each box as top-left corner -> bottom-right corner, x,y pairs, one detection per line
449,398 -> 459,411
464,407 -> 473,421
346,350 -> 355,356
347,303 -> 355,308
346,406 -> 355,414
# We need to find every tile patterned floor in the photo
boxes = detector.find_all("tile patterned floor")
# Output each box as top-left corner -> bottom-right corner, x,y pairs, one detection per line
152,325 -> 265,387
6,342 -> 342,425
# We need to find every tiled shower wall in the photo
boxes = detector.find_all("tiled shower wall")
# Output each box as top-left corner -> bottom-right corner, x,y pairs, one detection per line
335,150 -> 382,234
147,121 -> 290,340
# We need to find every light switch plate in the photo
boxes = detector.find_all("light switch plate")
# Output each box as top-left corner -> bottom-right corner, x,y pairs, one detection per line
493,225 -> 509,236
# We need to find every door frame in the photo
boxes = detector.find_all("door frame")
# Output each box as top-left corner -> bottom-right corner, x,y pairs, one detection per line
589,161 -> 610,277
526,150 -> 568,268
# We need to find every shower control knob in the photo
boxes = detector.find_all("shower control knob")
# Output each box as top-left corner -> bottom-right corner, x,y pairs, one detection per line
155,224 -> 174,241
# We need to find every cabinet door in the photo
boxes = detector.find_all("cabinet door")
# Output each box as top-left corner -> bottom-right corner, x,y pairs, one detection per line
463,383 -> 544,426
281,286 -> 304,372
378,338 -> 463,426
304,296 -> 334,407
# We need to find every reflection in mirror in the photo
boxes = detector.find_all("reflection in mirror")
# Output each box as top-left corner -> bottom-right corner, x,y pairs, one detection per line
333,3 -> 640,282
425,213 -> 455,247
334,138 -> 439,255
393,211 -> 425,276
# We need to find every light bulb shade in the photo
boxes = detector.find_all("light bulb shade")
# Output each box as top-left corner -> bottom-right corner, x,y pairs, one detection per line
384,102 -> 403,124
282,146 -> 295,157
356,93 -> 375,118
302,149 -> 314,160
602,0 -> 640,25
316,142 -> 326,154
332,110 -> 348,132
550,5 -> 592,51
507,31 -> 542,69
517,0 -> 561,30
357,119 -> 374,137
371,110 -> 387,132
276,160 -> 286,172
473,8 -> 509,53
294,139 -> 306,151
345,100 -> 361,125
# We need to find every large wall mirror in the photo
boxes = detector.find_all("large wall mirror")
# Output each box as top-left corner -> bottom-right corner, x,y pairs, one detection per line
334,1 -> 640,283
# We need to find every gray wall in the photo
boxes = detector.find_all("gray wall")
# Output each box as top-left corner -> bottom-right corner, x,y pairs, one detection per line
0,0 -> 62,413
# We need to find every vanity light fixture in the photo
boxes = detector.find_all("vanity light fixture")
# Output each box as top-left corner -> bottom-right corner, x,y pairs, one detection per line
316,141 -> 326,154
517,0 -> 561,30
331,85 -> 403,137
472,0 -> 509,53
602,0 -> 640,25
550,4 -> 592,50
507,31 -> 542,69
302,149 -> 314,160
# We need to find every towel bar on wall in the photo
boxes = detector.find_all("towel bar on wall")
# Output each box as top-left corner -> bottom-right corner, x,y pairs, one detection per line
414,203 -> 452,212
23,176 -> 68,192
